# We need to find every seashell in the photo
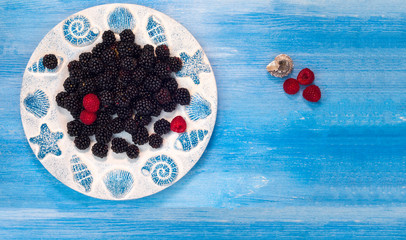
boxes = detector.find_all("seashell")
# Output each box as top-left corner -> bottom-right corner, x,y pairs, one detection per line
174,129 -> 208,152
23,89 -> 50,118
146,15 -> 167,46
141,155 -> 178,186
27,56 -> 64,73
70,155 -> 93,192
266,54 -> 293,78
107,7 -> 135,33
62,15 -> 99,47
186,93 -> 212,121
103,169 -> 134,198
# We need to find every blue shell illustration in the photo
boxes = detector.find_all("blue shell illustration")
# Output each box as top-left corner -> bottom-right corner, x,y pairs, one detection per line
103,169 -> 134,198
174,129 -> 209,152
63,15 -> 99,47
27,56 -> 64,73
186,94 -> 212,121
107,7 -> 135,33
23,90 -> 50,118
176,50 -> 211,85
70,155 -> 93,192
146,15 -> 167,46
141,155 -> 178,186
29,123 -> 63,160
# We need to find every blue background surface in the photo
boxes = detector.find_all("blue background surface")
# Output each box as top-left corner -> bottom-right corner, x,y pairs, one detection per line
1,0 -> 406,238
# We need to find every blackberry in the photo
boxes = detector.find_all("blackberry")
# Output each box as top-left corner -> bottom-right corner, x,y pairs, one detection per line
88,58 -> 104,74
154,62 -> 171,79
155,45 -> 170,60
132,127 -> 149,145
119,71 -> 134,85
56,92 -> 69,107
116,107 -> 133,119
117,42 -> 135,58
139,52 -> 156,70
143,44 -> 154,54
115,80 -> 127,91
82,124 -> 96,136
126,145 -> 139,159
68,60 -> 82,72
109,117 -> 125,134
104,106 -> 117,115
120,56 -> 137,71
168,56 -> 183,72
175,88 -> 191,105
114,91 -> 130,108
92,43 -> 107,58
99,90 -> 114,109
148,134 -> 163,149
155,88 -> 171,105
154,119 -> 170,135
74,135 -> 90,150
95,126 -> 113,144
64,94 -> 81,111
111,138 -> 128,153
105,65 -> 119,79
144,75 -> 162,92
135,98 -> 153,115
133,43 -> 142,58
101,48 -> 118,66
43,54 -> 58,69
97,73 -> 115,91
79,52 -> 93,67
67,120 -> 83,137
119,29 -> 135,43
125,85 -> 138,99
137,85 -> 152,99
134,114 -> 151,126
69,69 -> 84,79
162,101 -> 177,112
69,108 -> 82,120
133,67 -> 146,84
124,118 -> 138,134
77,79 -> 96,96
63,77 -> 79,93
96,112 -> 112,125
165,77 -> 178,93
102,30 -> 116,46
150,100 -> 163,117
92,142 -> 108,158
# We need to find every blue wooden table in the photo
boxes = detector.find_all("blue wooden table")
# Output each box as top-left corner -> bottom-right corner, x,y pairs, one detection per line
1,0 -> 406,238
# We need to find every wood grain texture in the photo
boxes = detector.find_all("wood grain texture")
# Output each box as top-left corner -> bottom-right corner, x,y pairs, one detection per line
1,0 -> 406,238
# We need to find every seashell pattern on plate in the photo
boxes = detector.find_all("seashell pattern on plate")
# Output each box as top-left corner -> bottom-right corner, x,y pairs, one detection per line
62,15 -> 99,47
146,15 -> 167,46
186,93 -> 212,121
21,4 -> 217,200
27,56 -> 64,73
141,155 -> 178,186
23,90 -> 50,118
70,155 -> 93,192
174,129 -> 209,152
107,7 -> 135,33
103,169 -> 134,199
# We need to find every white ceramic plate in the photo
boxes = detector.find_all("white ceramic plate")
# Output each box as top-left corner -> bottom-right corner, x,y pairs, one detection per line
20,4 -> 217,200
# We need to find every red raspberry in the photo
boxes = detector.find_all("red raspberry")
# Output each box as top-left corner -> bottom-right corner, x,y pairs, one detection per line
83,93 -> 100,113
297,68 -> 315,85
80,110 -> 97,125
283,78 -> 300,95
170,116 -> 187,133
303,85 -> 321,102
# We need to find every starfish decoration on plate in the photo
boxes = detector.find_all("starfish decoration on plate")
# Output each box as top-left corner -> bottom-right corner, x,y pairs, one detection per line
177,49 -> 211,85
29,123 -> 63,159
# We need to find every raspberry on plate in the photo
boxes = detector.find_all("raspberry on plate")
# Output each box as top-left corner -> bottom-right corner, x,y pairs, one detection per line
297,68 -> 315,85
283,78 -> 300,95
80,110 -> 97,125
83,93 -> 100,113
170,116 -> 187,133
303,85 -> 321,102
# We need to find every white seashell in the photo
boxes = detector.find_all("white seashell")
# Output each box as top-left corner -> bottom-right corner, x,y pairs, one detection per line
266,54 -> 293,78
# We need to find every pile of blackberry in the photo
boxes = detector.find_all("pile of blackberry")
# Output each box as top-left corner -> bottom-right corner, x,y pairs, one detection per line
54,29 -> 190,159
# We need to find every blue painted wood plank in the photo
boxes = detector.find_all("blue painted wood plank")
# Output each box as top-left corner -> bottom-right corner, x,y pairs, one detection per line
1,0 -> 406,238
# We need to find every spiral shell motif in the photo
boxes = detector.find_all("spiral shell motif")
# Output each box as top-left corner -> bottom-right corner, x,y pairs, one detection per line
141,155 -> 178,186
62,15 -> 99,47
